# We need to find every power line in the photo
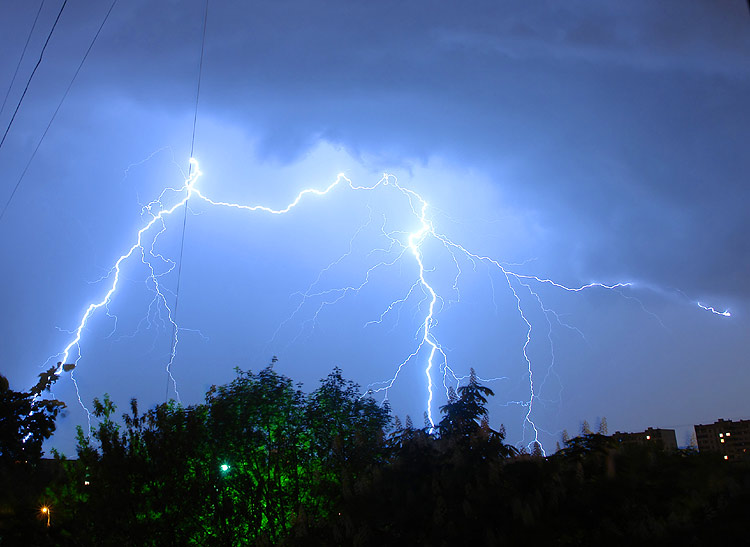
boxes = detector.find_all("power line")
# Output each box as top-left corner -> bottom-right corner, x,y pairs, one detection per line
166,0 -> 210,401
0,0 -> 118,224
0,0 -> 46,119
0,0 -> 67,151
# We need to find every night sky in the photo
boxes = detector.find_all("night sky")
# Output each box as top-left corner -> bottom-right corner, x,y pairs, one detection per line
1,0 -> 748,455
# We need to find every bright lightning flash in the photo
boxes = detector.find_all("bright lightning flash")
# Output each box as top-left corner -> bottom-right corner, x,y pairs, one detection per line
697,302 -> 731,317
46,158 -> 731,453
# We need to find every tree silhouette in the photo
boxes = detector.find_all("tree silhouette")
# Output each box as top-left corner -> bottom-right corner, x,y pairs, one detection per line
438,368 -> 494,438
22,364 -> 750,545
0,367 -> 66,543
0,366 -> 65,465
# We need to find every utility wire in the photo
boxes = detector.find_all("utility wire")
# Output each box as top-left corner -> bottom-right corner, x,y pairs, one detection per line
0,0 -> 117,224
0,0 -> 67,151
166,0 -> 210,401
0,0 -> 46,119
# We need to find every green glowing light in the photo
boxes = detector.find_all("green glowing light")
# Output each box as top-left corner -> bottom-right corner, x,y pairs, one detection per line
220,463 -> 230,472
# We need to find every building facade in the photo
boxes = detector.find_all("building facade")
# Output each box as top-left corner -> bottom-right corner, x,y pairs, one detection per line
694,418 -> 750,460
612,427 -> 677,451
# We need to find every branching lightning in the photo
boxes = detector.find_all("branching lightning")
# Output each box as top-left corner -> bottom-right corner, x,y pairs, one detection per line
47,158 -> 731,452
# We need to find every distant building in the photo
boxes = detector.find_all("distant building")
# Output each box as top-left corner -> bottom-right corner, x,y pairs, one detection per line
612,427 -> 677,451
694,418 -> 750,460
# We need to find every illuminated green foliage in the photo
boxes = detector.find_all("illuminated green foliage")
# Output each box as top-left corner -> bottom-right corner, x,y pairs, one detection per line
24,369 -> 750,545
49,362 -> 390,545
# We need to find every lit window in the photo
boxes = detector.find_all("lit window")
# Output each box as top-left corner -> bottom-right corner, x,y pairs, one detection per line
719,433 -> 724,438
721,439 -> 725,443
726,432 -> 731,437
646,435 -> 651,440
724,455 -> 729,460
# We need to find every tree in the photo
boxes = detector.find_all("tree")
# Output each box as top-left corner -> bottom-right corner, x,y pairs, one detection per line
438,368 -> 494,438
0,366 -> 65,465
561,429 -> 570,445
305,367 -> 391,519
531,441 -> 544,457
437,369 -> 517,459
51,364 -> 392,545
0,367 -> 66,543
205,364 -> 310,543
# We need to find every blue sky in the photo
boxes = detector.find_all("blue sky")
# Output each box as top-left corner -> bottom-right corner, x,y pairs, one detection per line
1,0 -> 748,454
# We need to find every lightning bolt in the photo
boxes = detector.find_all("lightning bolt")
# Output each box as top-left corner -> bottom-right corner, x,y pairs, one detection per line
696,302 -> 731,317
47,158 -> 731,451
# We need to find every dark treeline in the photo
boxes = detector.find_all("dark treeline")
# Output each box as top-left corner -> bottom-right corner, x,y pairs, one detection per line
1,364 -> 749,546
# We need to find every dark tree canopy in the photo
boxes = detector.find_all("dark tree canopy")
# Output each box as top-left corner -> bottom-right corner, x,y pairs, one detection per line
0,367 -> 66,544
438,368 -> 494,437
0,366 -> 65,465
4,364 -> 750,545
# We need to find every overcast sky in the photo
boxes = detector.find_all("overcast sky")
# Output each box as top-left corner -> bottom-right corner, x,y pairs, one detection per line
1,0 -> 748,454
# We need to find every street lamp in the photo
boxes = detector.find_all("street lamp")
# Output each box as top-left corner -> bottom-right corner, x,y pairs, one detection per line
41,506 -> 50,527
220,463 -> 230,473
